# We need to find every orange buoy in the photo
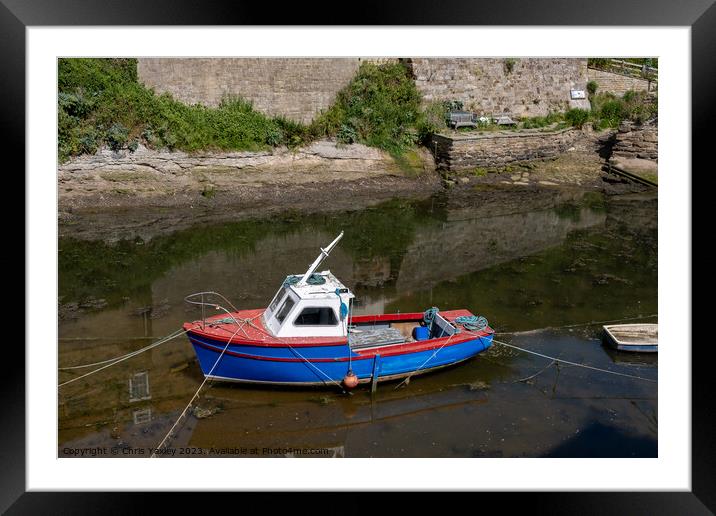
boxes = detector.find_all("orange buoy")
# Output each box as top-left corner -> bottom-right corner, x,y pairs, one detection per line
342,370 -> 359,390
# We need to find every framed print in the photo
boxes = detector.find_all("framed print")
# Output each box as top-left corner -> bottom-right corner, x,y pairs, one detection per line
6,0 -> 713,512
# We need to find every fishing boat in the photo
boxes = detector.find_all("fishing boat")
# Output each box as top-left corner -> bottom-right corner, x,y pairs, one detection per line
602,323 -> 658,353
183,232 -> 494,388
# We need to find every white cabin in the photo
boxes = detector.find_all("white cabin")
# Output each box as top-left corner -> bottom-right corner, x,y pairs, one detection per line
263,270 -> 355,338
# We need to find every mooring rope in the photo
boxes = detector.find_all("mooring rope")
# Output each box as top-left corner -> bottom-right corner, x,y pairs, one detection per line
394,332 -> 462,390
491,338 -> 656,383
58,328 -> 186,370
494,314 -> 658,336
58,329 -> 189,387
286,344 -> 346,391
151,325 -> 241,458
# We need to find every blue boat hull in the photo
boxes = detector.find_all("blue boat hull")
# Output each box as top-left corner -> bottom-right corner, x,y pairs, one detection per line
188,333 -> 493,386
609,343 -> 658,353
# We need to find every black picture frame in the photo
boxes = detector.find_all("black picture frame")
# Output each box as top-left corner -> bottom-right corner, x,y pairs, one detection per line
6,0 -> 712,513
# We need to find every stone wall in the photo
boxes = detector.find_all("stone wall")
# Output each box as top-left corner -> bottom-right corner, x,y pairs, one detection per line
611,120 -> 658,161
137,58 -> 366,124
137,58 -> 589,123
407,58 -> 588,118
430,128 -> 582,171
587,68 -> 656,96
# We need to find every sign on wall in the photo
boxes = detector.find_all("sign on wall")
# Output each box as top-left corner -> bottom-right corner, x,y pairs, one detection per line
570,90 -> 586,99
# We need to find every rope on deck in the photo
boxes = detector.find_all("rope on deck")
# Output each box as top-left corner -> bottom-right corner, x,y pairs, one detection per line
491,338 -> 656,383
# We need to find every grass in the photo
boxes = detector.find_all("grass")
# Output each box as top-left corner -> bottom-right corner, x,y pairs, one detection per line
59,59 -> 430,163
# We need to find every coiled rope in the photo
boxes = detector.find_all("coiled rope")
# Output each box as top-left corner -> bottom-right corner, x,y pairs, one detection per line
283,274 -> 326,287
455,315 -> 489,332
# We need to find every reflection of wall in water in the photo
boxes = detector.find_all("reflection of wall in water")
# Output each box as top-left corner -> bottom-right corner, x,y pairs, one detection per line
151,230 -> 357,311
395,206 -> 606,292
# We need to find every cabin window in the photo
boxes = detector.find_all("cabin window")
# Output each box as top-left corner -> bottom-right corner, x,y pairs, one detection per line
267,287 -> 287,317
293,307 -> 338,326
275,296 -> 296,324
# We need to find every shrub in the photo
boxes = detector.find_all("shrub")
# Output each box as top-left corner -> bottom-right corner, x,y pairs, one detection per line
522,111 -> 563,129
58,58 -> 137,93
310,62 -> 424,156
565,108 -> 590,128
58,90 -> 96,118
337,124 -> 357,144
586,89 -> 656,129
587,80 -> 598,96
106,123 -> 129,151
78,129 -> 100,155
416,100 -> 449,142
445,100 -> 464,111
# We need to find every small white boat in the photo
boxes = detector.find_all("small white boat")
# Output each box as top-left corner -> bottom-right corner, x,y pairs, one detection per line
602,323 -> 658,353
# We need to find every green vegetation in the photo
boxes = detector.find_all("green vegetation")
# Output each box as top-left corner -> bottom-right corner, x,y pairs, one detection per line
586,80 -> 598,96
517,88 -> 655,132
309,62 -> 424,155
521,111 -> 564,129
59,58 -> 658,164
589,90 -> 656,129
58,58 -> 299,163
564,108 -> 590,128
59,59 -> 431,163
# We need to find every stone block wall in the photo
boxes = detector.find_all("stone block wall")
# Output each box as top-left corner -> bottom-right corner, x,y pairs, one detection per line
407,58 -> 588,118
587,68 -> 656,96
612,120 -> 658,161
138,58 -> 589,123
137,58 -> 366,124
430,128 -> 582,171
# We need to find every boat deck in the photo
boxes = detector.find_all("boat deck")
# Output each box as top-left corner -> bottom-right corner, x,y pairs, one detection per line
349,327 -> 411,350
184,308 -> 484,347
603,323 -> 658,352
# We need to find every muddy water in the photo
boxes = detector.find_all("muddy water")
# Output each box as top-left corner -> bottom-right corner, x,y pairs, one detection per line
58,186 -> 657,458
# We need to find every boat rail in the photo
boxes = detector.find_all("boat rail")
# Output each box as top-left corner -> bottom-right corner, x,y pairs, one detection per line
184,291 -> 241,329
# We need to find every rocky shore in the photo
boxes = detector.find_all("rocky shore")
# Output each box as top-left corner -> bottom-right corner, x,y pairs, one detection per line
58,139 -> 438,212
58,131 -> 654,241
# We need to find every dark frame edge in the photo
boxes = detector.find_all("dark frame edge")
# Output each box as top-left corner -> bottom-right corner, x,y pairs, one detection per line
691,1 -> 716,513
0,1 -> 26,514
5,0 -> 714,513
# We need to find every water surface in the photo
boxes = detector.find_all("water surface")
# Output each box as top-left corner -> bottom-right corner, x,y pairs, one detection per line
58,186 -> 657,457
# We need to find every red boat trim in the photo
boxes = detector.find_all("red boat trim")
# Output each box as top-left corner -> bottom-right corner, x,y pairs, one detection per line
183,309 -> 488,348
188,330 -> 491,362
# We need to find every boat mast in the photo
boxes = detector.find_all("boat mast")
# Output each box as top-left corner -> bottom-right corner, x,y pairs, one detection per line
297,231 -> 344,286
